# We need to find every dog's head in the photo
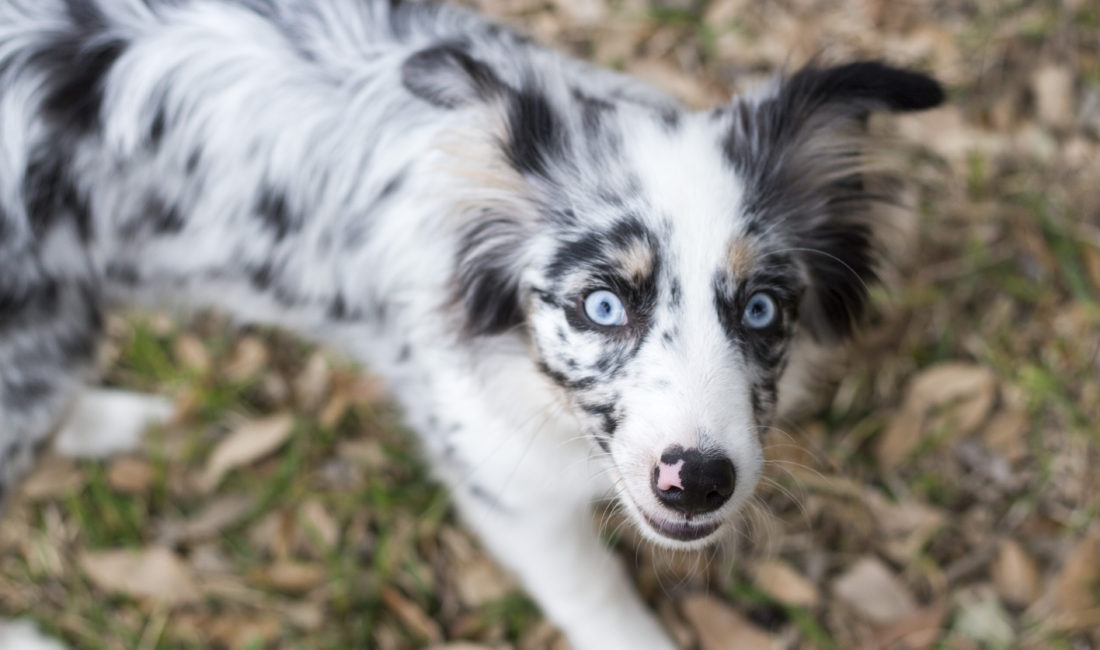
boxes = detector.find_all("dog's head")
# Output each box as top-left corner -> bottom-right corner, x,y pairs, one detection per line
404,45 -> 943,548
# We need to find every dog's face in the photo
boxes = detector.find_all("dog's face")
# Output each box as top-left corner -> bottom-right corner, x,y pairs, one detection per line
404,47 -> 942,548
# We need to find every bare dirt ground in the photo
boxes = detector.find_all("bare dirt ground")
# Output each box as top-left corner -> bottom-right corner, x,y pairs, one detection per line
2,0 -> 1098,648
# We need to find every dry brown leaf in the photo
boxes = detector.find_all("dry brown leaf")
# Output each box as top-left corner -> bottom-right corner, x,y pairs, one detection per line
20,457 -> 84,501
868,600 -> 948,650
283,601 -> 325,631
832,557 -> 917,625
173,334 -> 211,374
223,335 -> 269,381
454,555 -> 516,608
295,352 -> 331,411
248,510 -> 294,559
188,543 -> 232,574
992,540 -> 1040,608
338,438 -> 390,471
1053,530 -> 1100,613
551,0 -> 606,26
319,391 -> 350,430
160,495 -> 256,545
297,499 -> 340,554
867,490 -> 946,562
199,414 -> 294,492
752,560 -> 820,608
427,644 -> 509,650
80,547 -> 199,604
107,456 -> 155,494
877,363 -> 997,469
681,594 -> 776,650
207,614 -> 283,649
1083,246 -> 1100,294
438,526 -> 516,607
253,561 -> 327,594
657,600 -> 696,650
1031,64 -> 1076,130
981,408 -> 1030,465
381,585 -> 444,643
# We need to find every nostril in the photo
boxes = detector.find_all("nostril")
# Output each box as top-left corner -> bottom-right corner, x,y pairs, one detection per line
652,446 -> 737,516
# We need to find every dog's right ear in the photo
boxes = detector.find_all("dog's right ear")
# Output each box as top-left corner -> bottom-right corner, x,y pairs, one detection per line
402,43 -> 506,109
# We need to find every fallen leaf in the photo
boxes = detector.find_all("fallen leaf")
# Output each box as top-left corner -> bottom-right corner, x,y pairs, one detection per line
867,490 -> 946,562
832,557 -> 917,625
80,547 -> 199,604
223,335 -> 269,381
752,560 -> 820,608
299,498 -> 340,553
283,601 -> 325,631
252,561 -> 327,594
868,600 -> 948,650
207,614 -> 282,649
992,540 -> 1040,608
681,594 -> 776,650
20,457 -> 84,501
318,390 -> 350,429
877,363 -> 997,469
1053,530 -> 1100,613
453,556 -> 516,608
657,600 -> 696,650
173,334 -> 211,374
551,0 -> 607,26
159,495 -> 256,545
427,644 -> 508,650
1031,64 -> 1076,130
381,585 -> 444,642
106,456 -> 155,494
295,352 -> 331,411
981,408 -> 1030,465
199,414 -> 295,492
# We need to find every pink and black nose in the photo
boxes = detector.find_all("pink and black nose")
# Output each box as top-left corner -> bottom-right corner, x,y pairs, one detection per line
652,446 -> 736,516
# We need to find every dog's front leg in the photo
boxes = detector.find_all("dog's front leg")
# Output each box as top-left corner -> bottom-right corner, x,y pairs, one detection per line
451,488 -> 678,650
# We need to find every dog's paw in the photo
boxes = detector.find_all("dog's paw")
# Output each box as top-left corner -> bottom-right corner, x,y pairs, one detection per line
52,389 -> 175,459
0,619 -> 70,650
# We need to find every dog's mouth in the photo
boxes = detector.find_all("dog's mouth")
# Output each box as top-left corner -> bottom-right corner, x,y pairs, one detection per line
639,509 -> 723,542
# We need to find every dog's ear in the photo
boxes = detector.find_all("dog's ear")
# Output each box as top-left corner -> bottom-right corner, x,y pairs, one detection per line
402,42 -> 506,109
453,217 -> 530,337
778,61 -> 944,121
730,62 -> 943,341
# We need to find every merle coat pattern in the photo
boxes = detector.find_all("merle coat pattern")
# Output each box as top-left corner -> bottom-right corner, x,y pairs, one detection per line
0,1 -> 943,647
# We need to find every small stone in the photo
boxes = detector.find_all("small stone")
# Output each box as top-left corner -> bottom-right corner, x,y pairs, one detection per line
832,557 -> 917,625
752,560 -> 820,608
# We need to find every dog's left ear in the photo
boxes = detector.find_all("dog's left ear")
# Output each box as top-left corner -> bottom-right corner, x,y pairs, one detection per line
778,61 -> 944,120
731,61 -> 944,341
402,42 -> 506,109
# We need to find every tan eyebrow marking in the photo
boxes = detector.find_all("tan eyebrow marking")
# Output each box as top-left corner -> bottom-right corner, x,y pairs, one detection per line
727,238 -> 758,278
612,239 -> 656,281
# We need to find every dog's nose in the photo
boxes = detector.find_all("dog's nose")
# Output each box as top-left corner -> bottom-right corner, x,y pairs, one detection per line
651,445 -> 736,516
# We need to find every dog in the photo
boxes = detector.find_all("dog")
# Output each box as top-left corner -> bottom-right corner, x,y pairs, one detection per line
0,0 -> 944,647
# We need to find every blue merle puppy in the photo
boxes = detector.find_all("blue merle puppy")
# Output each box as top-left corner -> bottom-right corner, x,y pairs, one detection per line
0,0 -> 943,647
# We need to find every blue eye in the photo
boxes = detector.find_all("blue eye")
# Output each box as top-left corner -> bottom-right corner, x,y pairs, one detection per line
743,292 -> 778,330
584,290 -> 627,327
